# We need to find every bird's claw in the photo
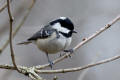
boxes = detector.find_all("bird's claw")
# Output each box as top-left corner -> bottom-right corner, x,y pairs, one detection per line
64,49 -> 74,58
48,60 -> 54,69
64,48 -> 74,53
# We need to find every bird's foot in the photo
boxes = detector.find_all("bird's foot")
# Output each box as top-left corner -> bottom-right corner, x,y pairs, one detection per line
64,48 -> 74,58
64,48 -> 74,53
48,60 -> 54,69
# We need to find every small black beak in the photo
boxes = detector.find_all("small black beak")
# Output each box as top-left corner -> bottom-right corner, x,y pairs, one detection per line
72,30 -> 77,33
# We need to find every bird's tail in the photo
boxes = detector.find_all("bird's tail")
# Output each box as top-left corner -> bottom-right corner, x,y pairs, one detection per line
17,41 -> 32,45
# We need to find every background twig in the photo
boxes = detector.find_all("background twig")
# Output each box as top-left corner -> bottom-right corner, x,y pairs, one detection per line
7,0 -> 44,80
0,0 -> 35,53
7,0 -> 19,72
0,0 -> 12,13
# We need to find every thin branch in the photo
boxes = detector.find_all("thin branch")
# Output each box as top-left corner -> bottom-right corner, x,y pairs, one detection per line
35,15 -> 120,69
7,0 -> 20,72
1,55 -> 120,74
0,0 -> 34,53
0,64 -> 15,70
0,64 -> 44,80
0,0 -> 12,13
0,53 -> 120,78
35,55 -> 120,74
29,71 -> 44,80
27,67 -> 44,80
73,15 -> 120,50
7,0 -> 43,80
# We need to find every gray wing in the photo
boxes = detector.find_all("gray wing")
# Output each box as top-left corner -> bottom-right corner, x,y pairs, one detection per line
27,25 -> 59,41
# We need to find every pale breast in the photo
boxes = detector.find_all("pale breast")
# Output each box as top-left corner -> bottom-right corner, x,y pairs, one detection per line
35,32 -> 70,54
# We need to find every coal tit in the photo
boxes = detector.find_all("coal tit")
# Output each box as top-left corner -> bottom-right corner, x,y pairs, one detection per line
18,17 -> 77,68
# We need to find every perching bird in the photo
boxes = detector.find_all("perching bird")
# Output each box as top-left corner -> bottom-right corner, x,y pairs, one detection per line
18,17 -> 77,68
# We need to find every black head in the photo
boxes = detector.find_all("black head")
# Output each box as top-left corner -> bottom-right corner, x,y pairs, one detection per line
50,17 -> 74,31
50,17 -> 77,38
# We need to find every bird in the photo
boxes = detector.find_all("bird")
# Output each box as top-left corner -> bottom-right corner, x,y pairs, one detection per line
18,17 -> 77,69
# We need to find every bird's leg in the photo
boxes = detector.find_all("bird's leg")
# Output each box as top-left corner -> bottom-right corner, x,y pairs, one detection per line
59,52 -> 64,57
46,53 -> 53,69
64,48 -> 74,58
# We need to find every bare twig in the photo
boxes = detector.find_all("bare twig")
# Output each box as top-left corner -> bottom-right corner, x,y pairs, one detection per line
35,15 -> 120,70
0,0 -> 35,53
73,15 -> 120,50
7,0 -> 43,80
0,64 -> 44,80
0,0 -> 12,13
29,72 -> 43,80
0,64 -> 15,70
35,55 -> 120,74
7,0 -> 20,72
1,55 -> 120,74
28,67 -> 44,80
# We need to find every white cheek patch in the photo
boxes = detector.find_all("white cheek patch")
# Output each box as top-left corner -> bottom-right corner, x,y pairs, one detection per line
52,23 -> 70,33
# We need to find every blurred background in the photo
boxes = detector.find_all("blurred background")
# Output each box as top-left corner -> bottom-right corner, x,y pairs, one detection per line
0,0 -> 120,80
